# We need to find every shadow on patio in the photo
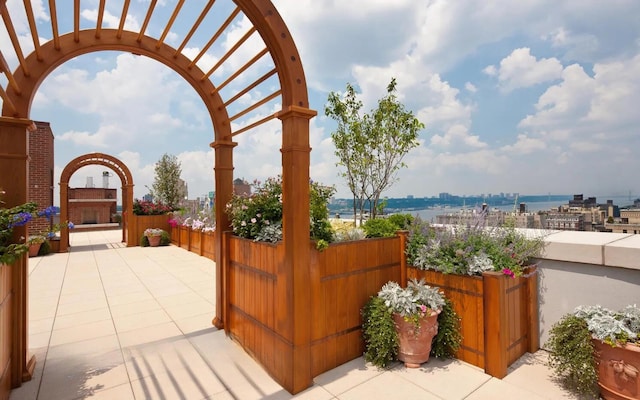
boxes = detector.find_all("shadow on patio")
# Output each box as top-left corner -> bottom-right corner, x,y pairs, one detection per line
10,230 -> 580,400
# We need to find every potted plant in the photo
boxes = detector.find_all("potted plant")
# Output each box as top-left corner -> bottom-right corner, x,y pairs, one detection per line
143,228 -> 165,247
362,278 -> 461,368
26,234 -> 46,257
546,304 -> 640,399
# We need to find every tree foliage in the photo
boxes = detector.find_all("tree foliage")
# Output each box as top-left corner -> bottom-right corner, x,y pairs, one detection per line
325,78 -> 423,223
151,153 -> 184,208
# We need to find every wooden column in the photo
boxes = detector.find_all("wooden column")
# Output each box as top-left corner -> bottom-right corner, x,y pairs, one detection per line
278,105 -> 316,393
0,117 -> 37,388
483,271 -> 508,378
59,182 -> 69,252
123,184 -> 136,247
397,230 -> 408,287
212,140 -> 236,329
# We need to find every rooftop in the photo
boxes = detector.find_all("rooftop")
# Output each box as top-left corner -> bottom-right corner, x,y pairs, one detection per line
10,230 -> 582,400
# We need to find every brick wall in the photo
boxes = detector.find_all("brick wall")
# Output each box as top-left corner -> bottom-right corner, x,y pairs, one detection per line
68,188 -> 117,224
28,121 -> 54,236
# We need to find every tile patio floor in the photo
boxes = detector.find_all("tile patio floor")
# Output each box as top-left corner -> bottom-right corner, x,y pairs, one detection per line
9,230 -> 583,400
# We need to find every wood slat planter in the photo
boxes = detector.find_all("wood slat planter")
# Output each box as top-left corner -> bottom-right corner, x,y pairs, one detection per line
170,227 -> 216,260
407,266 -> 539,377
189,230 -> 202,255
201,231 -> 215,259
225,234 -> 402,391
179,226 -> 190,250
170,226 -> 179,245
0,262 -> 12,400
129,214 -> 171,246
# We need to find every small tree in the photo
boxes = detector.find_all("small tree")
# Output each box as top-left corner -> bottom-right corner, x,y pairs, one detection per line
151,153 -> 184,208
325,78 -> 423,223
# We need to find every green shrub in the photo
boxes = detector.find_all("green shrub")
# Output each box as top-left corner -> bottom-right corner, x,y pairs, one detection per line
362,218 -> 397,238
160,230 -> 171,245
38,240 -> 51,256
545,314 -> 598,396
140,235 -> 149,247
386,213 -> 414,230
430,298 -> 462,359
362,296 -> 398,368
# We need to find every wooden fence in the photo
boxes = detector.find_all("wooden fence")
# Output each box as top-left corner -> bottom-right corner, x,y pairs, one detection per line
170,226 -> 215,260
197,230 -> 538,393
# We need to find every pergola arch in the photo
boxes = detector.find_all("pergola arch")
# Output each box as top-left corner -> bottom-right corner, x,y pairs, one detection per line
0,0 -> 315,394
58,153 -> 134,252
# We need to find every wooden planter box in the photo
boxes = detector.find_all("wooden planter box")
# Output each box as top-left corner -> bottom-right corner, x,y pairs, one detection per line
129,214 -> 170,246
201,231 -> 215,260
225,234 -> 402,393
189,230 -> 202,254
407,267 -> 539,377
170,226 -> 179,245
179,226 -> 190,250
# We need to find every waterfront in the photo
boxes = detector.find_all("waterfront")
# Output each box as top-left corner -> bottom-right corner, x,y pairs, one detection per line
412,195 -> 637,223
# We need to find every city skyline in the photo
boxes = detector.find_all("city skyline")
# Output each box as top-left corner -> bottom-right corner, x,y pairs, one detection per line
1,1 -> 639,203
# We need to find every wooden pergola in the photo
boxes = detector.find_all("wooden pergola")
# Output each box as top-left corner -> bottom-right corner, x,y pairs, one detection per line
0,0 -> 314,394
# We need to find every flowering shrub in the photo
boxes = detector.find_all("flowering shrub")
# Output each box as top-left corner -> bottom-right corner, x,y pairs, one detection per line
36,205 -> 73,238
133,199 -> 173,215
0,189 -> 38,264
407,213 -> 545,277
169,209 -> 215,233
144,228 -> 165,237
226,177 -> 335,245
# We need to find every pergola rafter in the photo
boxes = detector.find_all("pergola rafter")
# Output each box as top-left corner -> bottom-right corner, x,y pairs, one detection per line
0,0 -> 316,395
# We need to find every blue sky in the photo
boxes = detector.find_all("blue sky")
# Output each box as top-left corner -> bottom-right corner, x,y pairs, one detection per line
2,0 -> 640,203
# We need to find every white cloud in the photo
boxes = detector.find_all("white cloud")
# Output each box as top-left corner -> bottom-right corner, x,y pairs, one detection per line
464,82 -> 477,93
486,48 -> 563,92
500,134 -> 546,155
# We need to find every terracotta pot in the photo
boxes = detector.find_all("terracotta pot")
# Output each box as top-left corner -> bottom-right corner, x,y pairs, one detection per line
147,235 -> 161,247
593,339 -> 640,400
28,243 -> 42,257
393,310 -> 440,368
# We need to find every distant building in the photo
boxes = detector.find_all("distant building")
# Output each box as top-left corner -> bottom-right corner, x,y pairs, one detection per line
234,178 -> 251,196
68,176 -> 117,225
606,207 -> 640,234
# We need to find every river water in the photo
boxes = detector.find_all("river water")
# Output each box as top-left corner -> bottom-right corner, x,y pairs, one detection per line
411,195 -> 636,223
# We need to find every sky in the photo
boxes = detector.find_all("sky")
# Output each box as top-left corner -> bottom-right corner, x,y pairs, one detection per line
2,0 -> 640,204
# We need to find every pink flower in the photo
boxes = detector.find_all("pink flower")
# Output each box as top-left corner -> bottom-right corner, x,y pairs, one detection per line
419,304 -> 427,314
502,268 -> 515,278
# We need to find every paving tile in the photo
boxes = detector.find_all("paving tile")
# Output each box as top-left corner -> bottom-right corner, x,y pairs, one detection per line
313,357 -> 388,397
162,300 -> 216,321
465,377 -> 546,400
174,313 -> 217,335
109,298 -> 163,318
112,308 -> 172,333
503,351 -> 581,399
338,371 -> 441,400
55,298 -> 109,316
391,357 -> 492,399
38,347 -> 128,400
155,291 -> 208,308
52,307 -> 112,330
49,319 -> 116,346
117,321 -> 183,347
107,290 -> 155,306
